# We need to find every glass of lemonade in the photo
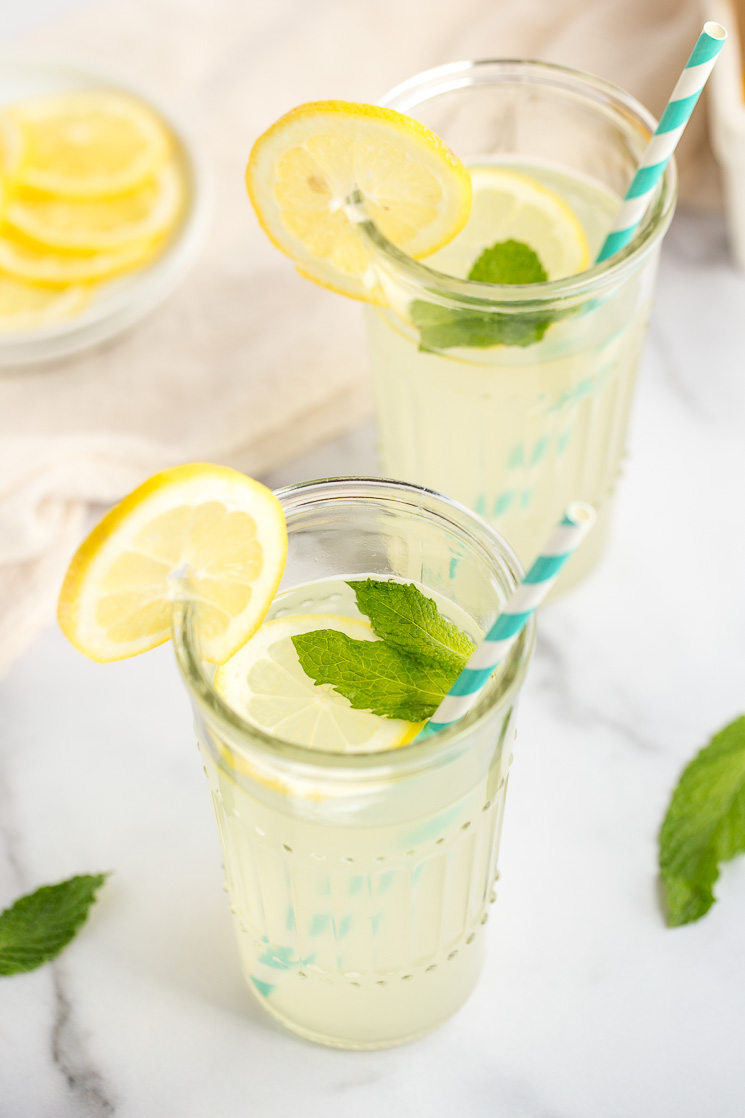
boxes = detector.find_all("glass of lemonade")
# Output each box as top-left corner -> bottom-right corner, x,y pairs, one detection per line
173,477 -> 534,1049
363,60 -> 677,591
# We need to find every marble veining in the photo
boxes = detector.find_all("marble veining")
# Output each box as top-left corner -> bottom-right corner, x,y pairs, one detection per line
50,967 -> 116,1118
533,630 -> 664,755
0,765 -> 25,886
0,738 -> 114,1116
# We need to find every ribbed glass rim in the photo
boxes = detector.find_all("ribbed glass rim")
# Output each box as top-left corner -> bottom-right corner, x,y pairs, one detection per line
172,476 -> 535,779
360,58 -> 678,311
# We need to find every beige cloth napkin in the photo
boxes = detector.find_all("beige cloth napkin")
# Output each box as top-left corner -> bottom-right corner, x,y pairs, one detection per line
0,0 -> 719,673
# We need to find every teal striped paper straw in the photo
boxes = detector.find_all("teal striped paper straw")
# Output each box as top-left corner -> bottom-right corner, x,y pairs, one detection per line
417,501 -> 596,740
596,21 -> 727,263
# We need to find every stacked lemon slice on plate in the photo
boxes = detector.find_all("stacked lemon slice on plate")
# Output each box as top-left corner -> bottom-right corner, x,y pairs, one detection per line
0,89 -> 185,334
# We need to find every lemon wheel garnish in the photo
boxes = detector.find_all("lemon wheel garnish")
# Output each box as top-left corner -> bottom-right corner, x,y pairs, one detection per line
246,100 -> 472,303
58,464 -> 288,664
5,163 -> 184,253
215,614 -> 422,752
12,91 -> 171,199
0,277 -> 89,332
446,166 -> 590,280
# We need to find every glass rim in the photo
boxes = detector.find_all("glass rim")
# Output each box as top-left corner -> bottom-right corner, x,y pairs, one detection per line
172,475 -> 535,779
363,57 -> 678,308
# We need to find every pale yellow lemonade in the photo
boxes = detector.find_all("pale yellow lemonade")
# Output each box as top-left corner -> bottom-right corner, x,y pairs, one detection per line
54,464 -> 530,1049
197,576 -> 517,1049
366,158 -> 651,588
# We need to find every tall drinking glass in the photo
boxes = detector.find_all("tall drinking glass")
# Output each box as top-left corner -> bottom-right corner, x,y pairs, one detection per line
173,478 -> 534,1049
364,61 -> 677,591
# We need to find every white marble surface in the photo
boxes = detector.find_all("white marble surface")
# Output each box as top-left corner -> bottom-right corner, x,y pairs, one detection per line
2,208 -> 745,1117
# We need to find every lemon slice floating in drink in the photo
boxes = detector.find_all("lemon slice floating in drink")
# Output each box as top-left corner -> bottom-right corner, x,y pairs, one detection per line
58,463 -> 287,664
246,100 -> 472,302
430,166 -> 590,281
214,614 -> 421,752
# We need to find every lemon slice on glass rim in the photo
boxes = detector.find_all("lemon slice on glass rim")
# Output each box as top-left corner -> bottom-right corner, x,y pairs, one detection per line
58,463 -> 287,664
246,100 -> 472,302
214,614 -> 422,753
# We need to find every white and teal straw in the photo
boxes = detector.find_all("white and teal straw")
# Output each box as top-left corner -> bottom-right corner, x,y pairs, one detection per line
417,502 -> 596,740
596,21 -> 727,264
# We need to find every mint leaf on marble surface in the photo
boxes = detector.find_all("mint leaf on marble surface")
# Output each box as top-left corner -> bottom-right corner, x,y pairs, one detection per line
659,717 -> 745,927
292,580 -> 473,721
411,239 -> 556,351
348,579 -> 475,674
0,873 -> 108,975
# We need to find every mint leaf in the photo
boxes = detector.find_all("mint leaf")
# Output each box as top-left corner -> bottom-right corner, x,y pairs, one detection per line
292,628 -> 456,722
411,301 -> 552,350
469,239 -> 547,284
347,579 -> 474,673
411,238 -> 561,351
291,579 -> 475,722
659,717 -> 745,927
0,873 -> 108,975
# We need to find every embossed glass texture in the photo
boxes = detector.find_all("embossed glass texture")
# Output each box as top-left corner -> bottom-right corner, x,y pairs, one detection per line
364,61 -> 678,593
173,477 -> 534,1048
